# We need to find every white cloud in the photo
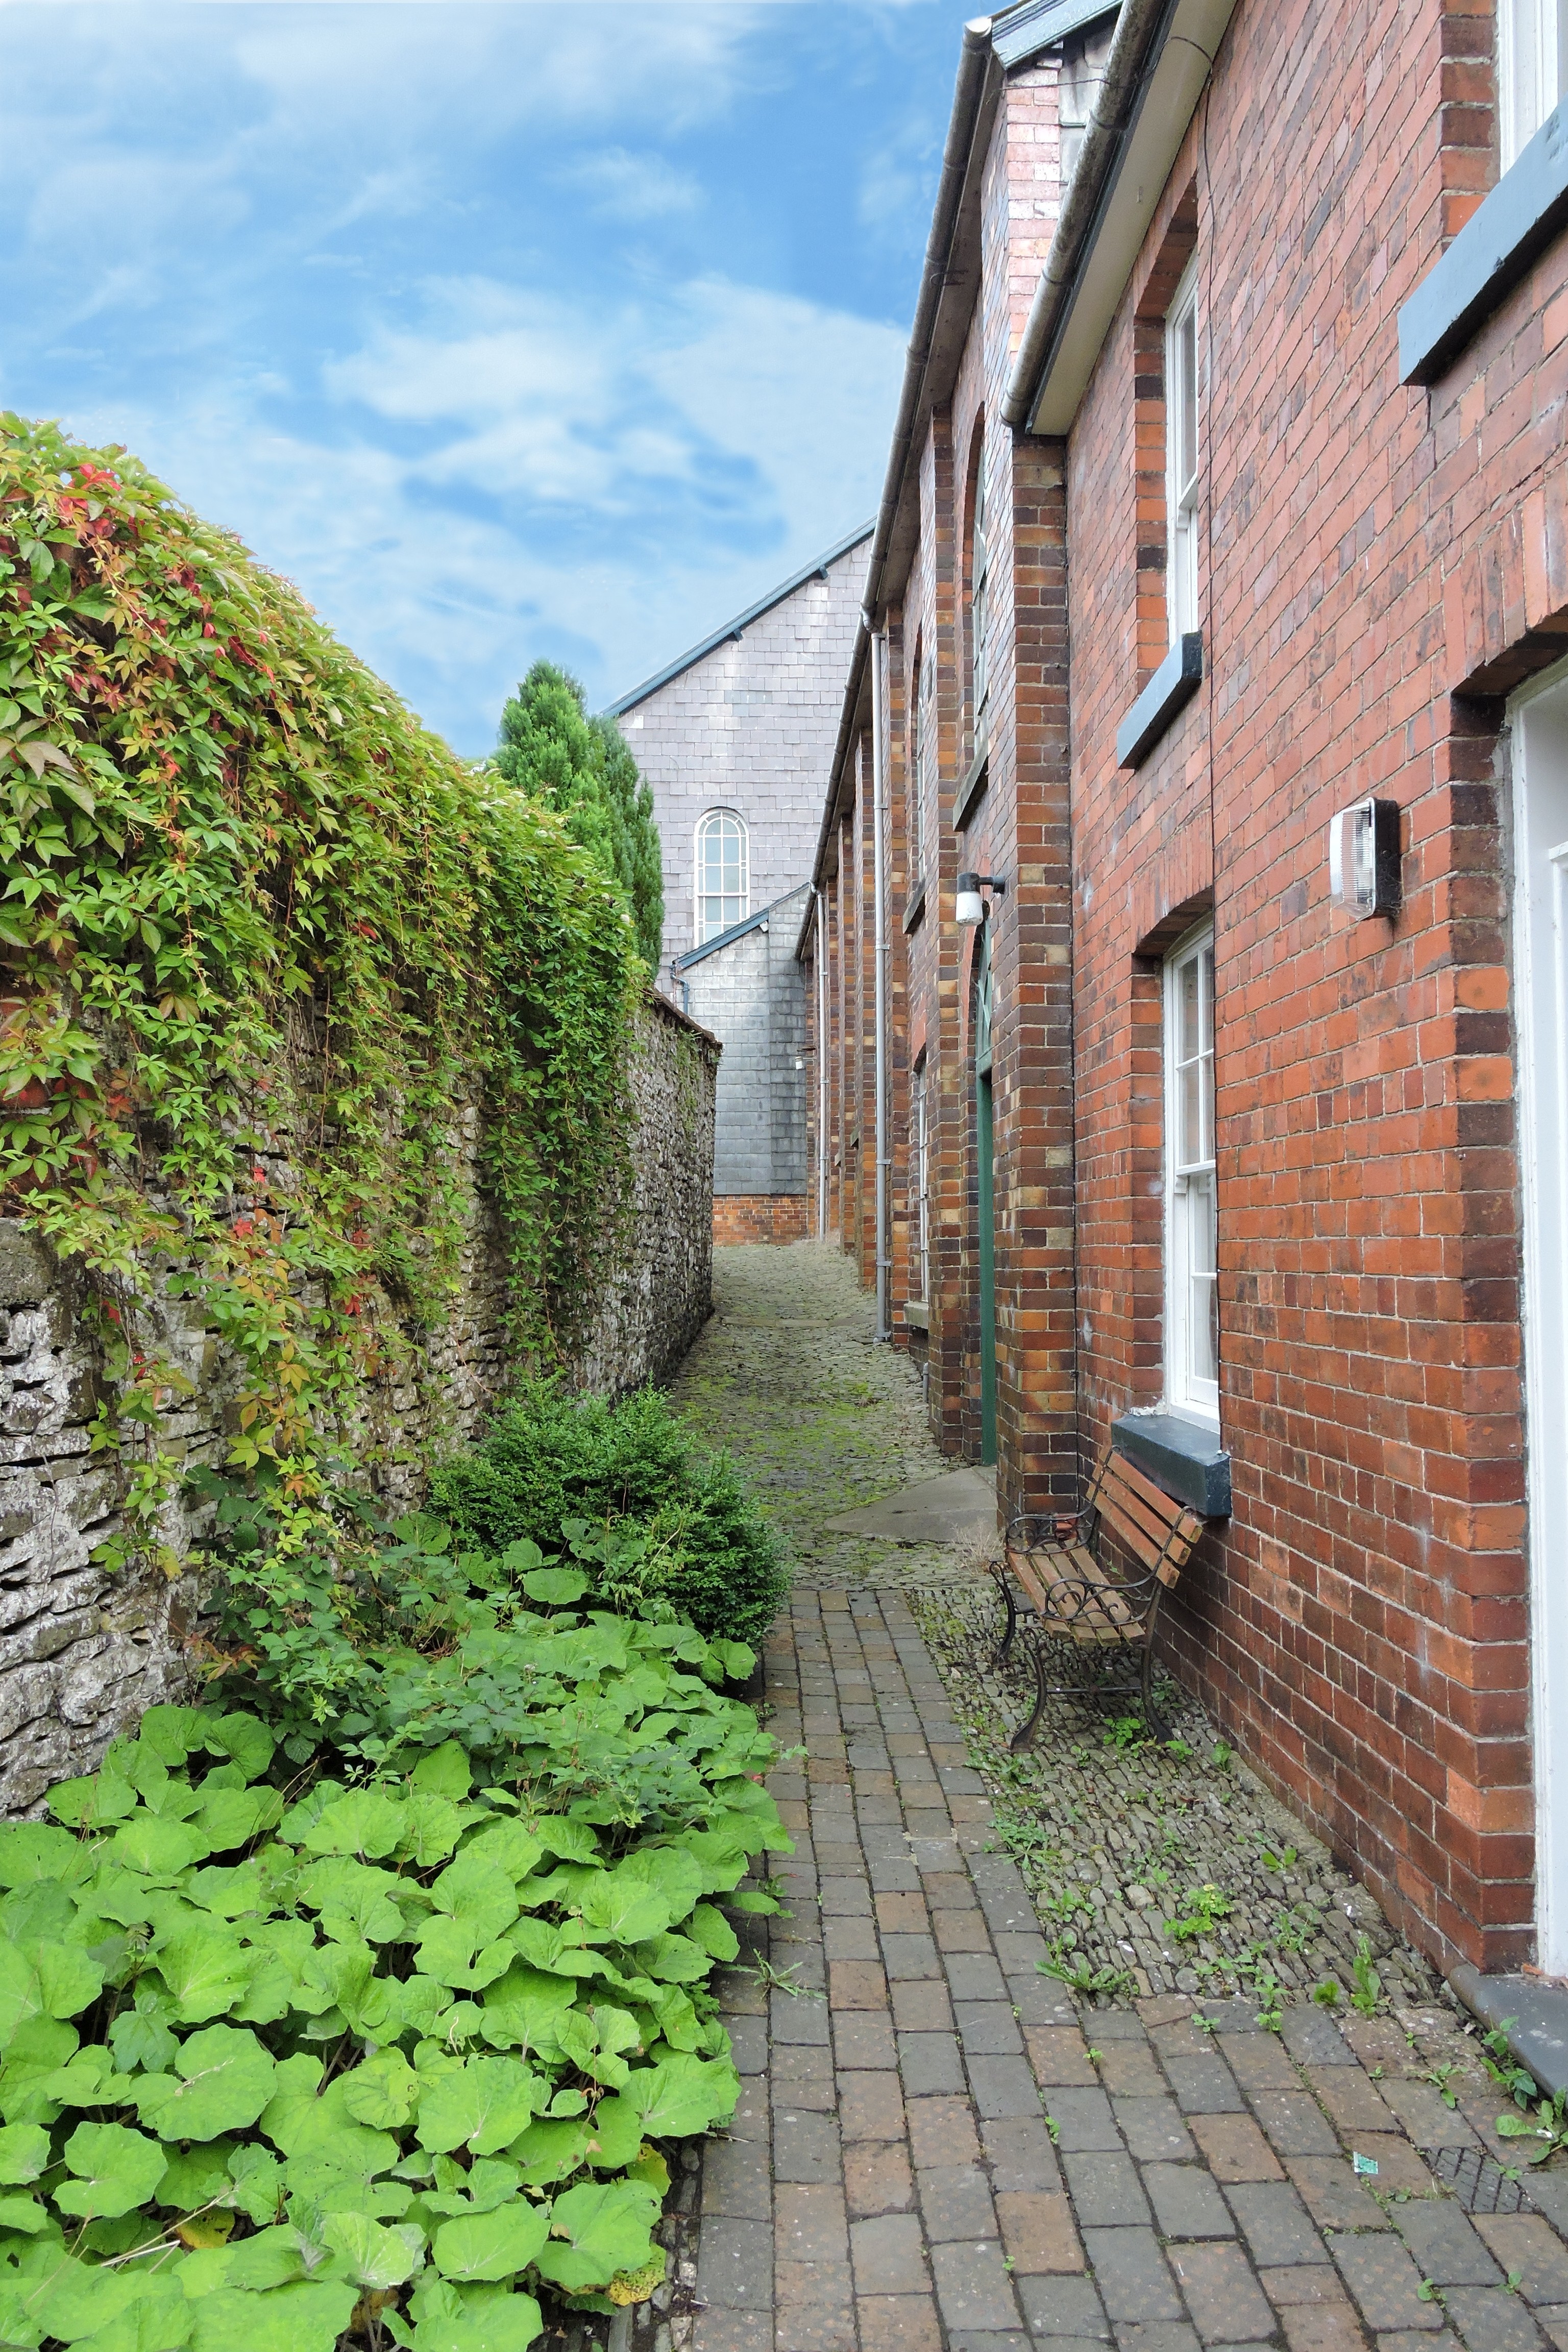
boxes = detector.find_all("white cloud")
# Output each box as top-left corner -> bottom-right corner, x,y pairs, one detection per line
61,269 -> 900,747
564,146 -> 704,219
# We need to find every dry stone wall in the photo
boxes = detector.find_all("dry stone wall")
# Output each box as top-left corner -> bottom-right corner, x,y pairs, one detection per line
0,990 -> 717,1814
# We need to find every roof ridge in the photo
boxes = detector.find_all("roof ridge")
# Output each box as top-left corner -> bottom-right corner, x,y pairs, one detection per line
601,523 -> 874,718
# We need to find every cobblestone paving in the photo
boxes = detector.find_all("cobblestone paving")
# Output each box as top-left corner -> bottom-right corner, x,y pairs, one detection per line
669,1243 -> 975,1590
694,1588 -> 1568,2352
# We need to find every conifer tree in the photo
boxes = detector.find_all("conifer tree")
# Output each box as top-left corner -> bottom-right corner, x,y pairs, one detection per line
494,662 -> 664,969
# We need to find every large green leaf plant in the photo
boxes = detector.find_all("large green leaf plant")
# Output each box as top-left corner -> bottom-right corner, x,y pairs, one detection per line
0,1577 -> 785,2352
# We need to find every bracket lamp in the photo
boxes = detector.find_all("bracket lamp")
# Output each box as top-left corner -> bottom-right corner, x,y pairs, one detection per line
955,871 -> 1006,925
1327,798 -> 1401,918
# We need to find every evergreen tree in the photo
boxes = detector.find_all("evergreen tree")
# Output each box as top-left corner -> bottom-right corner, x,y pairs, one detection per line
494,662 -> 664,969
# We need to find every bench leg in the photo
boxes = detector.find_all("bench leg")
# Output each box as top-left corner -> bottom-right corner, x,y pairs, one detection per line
1009,1634 -> 1050,1752
991,1566 -> 1018,1667
1140,1643 -> 1168,1741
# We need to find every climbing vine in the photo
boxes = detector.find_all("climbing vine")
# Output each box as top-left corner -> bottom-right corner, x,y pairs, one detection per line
0,416 -> 641,1579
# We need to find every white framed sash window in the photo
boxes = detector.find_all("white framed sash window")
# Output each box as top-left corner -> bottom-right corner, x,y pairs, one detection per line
1164,921 -> 1219,1424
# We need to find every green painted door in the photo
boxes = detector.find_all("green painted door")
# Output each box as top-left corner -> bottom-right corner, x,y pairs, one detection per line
975,927 -> 997,1465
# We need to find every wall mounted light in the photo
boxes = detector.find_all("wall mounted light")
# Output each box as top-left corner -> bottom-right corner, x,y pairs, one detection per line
1327,798 -> 1401,918
955,870 -> 1006,924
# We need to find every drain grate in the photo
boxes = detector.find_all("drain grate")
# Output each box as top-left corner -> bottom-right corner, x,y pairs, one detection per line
1429,2144 -> 1532,2213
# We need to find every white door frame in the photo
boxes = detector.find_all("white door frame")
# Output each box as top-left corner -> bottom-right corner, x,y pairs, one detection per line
1510,659 -> 1568,1971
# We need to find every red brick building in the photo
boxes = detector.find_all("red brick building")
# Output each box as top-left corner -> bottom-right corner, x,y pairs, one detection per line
801,0 -> 1568,1980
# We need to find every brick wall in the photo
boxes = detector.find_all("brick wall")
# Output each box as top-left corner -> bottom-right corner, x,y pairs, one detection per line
1060,0 -> 1562,1972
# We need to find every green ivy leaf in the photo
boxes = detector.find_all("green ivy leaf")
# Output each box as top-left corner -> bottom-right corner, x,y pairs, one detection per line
55,2121 -> 168,2218
431,2201 -> 550,2283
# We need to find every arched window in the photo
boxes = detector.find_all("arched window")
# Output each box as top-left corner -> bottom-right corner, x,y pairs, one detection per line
695,808 -> 748,945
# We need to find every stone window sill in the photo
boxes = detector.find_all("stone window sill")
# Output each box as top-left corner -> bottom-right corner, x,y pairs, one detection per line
1400,109 -> 1568,385
1111,1408 -> 1231,1518
903,1300 -> 930,1330
953,744 -> 989,831
1117,633 -> 1204,769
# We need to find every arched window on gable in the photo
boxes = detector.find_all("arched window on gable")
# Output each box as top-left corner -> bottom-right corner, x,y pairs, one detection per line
695,807 -> 749,945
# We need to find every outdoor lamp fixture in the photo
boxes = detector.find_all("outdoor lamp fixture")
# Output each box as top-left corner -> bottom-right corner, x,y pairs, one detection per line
1327,797 -> 1401,918
955,871 -> 1006,924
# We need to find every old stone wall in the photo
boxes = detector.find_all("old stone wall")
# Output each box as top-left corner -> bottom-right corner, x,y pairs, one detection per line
0,989 -> 717,1814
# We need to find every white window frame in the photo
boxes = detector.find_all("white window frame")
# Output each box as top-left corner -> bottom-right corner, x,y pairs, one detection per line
1501,0 -> 1568,168
1163,921 -> 1219,1426
694,806 -> 748,946
970,451 -> 990,745
1165,257 -> 1200,645
910,1054 -> 929,1304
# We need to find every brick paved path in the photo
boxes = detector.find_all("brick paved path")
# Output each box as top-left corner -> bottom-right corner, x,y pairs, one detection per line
694,1587 -> 1568,2352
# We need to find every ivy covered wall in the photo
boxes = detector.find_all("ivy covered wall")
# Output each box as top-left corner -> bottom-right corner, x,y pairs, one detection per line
0,420 -> 718,1811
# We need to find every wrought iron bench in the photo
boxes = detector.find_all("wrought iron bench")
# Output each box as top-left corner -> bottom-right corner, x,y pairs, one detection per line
994,1445 -> 1207,1749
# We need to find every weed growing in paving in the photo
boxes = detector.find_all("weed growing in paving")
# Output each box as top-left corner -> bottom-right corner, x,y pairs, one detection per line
908,1579 -> 1443,2006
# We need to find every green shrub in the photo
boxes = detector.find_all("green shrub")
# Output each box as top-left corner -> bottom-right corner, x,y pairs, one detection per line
429,1385 -> 788,1651
0,1564 -> 787,2351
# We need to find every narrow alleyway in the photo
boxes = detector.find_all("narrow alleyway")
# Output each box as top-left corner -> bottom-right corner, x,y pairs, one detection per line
673,1245 -> 1568,2352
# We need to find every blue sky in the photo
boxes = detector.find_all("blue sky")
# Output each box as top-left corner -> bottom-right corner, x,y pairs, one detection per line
0,3 -> 965,753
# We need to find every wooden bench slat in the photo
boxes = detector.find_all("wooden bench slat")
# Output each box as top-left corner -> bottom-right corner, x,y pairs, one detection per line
1093,1492 -> 1175,1580
1099,1462 -> 1199,1559
1106,1451 -> 1207,1546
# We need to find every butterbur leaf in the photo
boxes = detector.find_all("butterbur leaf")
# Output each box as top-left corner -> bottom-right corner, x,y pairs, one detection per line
224,2145 -> 284,2227
136,1707 -> 211,1767
299,1792 -> 404,1860
576,2095 -> 643,2173
411,1744 -> 471,1800
0,1820 -> 101,1875
430,1856 -> 518,1943
342,2050 -> 419,2129
296,1858 -> 404,1942
56,2121 -> 167,2218
460,1821 -> 543,1883
634,1933 -> 709,1985
619,1846 -> 704,1924
0,2124 -> 49,2185
111,1818 -> 203,1878
193,1789 -> 279,1855
43,2048 -> 119,2108
201,1716 -> 274,1783
532,2179 -> 658,2294
522,1570 -> 587,1607
0,1943 -> 104,2039
0,2016 -> 79,2123
395,1796 -> 464,1869
409,2282 -> 542,2352
31,2257 -> 156,2344
187,2281 -> 358,2352
320,2214 -> 424,2289
416,2057 -> 546,2155
73,2290 -> 193,2352
683,1903 -> 740,1963
156,2140 -> 234,2212
623,2052 -> 740,2139
431,2202 -> 550,2282
153,1928 -> 254,2022
109,2012 -> 178,2075
577,1871 -> 669,1946
132,2025 -> 276,2140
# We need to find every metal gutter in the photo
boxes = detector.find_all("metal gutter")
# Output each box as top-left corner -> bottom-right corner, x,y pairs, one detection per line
990,0 -> 1120,68
1002,0 -> 1240,434
602,522 -> 873,717
861,19 -> 1002,625
1000,0 -> 1171,428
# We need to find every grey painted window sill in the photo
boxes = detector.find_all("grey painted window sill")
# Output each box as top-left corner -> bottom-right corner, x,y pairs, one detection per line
1401,107 -> 1568,384
902,881 -> 927,936
903,1300 -> 930,1330
1116,633 -> 1204,769
1111,1409 -> 1231,1518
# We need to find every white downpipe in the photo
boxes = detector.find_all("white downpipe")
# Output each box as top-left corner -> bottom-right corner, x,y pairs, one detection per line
871,629 -> 891,1341
815,887 -> 829,1238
